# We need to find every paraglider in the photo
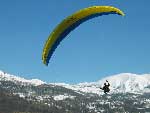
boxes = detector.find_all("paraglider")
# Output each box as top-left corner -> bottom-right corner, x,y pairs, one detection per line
100,80 -> 110,94
42,6 -> 125,65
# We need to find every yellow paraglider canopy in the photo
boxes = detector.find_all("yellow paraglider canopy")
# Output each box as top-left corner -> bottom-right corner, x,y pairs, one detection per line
42,6 -> 125,65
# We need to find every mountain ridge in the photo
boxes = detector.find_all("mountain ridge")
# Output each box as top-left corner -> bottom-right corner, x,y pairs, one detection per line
0,70 -> 45,86
1,70 -> 150,113
0,70 -> 150,94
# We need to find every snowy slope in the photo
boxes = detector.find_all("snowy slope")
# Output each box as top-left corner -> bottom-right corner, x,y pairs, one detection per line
99,73 -> 150,93
53,73 -> 150,94
0,70 -> 45,86
0,70 -> 150,94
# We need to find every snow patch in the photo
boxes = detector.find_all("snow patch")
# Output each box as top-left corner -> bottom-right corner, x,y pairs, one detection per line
53,94 -> 75,101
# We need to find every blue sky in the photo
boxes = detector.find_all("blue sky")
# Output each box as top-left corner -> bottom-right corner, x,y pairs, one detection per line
0,0 -> 150,83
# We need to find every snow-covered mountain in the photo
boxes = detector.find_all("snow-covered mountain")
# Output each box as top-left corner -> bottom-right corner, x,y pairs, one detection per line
0,70 -> 45,86
0,70 -> 150,94
99,73 -> 150,93
1,70 -> 150,113
52,73 -> 150,94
